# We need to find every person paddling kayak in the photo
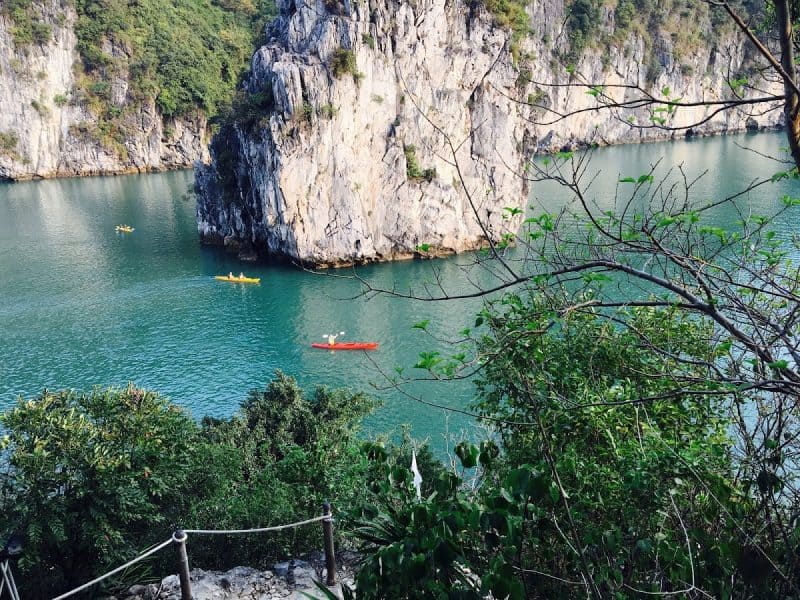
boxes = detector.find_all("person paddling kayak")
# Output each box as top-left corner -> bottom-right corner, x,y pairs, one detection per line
324,331 -> 345,346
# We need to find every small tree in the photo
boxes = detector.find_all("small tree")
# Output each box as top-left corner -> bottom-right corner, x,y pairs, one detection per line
187,371 -> 378,568
0,385 -> 199,595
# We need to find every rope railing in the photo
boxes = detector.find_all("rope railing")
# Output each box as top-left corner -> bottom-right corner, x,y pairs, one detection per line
46,503 -> 337,600
183,513 -> 331,535
51,538 -> 174,600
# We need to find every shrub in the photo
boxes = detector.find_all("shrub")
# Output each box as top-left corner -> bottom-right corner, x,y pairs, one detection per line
329,47 -> 357,78
0,131 -> 19,153
481,0 -> 530,58
0,386 -> 200,596
229,88 -> 275,129
30,100 -> 48,115
320,103 -> 338,119
0,374 -> 378,595
471,297 -> 760,597
403,145 -> 436,182
31,21 -> 51,44
186,371 -> 378,568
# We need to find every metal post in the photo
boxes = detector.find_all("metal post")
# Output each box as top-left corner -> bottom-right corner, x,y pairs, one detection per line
322,502 -> 337,586
1,560 -> 21,600
172,529 -> 192,600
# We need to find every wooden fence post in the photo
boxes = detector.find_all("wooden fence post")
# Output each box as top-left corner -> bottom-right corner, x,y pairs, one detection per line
172,529 -> 192,600
322,502 -> 337,586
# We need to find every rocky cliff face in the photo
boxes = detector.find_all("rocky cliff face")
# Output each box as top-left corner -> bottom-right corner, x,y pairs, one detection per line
0,1 -> 208,180
194,0 -> 782,266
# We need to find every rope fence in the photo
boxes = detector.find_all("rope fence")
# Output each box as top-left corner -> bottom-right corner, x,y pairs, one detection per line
41,503 -> 337,600
183,514 -> 330,535
51,538 -> 174,600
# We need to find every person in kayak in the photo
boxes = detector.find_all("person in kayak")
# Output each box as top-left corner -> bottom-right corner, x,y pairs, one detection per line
324,331 -> 345,346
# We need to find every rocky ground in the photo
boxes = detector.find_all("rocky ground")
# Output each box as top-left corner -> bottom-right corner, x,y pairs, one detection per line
114,553 -> 358,600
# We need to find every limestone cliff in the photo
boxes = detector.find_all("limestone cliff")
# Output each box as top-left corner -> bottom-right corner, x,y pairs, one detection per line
194,0 -> 782,266
0,1 -> 208,180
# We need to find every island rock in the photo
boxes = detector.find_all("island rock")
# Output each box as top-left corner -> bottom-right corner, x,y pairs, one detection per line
191,0 -> 782,266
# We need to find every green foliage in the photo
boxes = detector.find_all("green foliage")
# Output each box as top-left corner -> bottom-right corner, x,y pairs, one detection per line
0,386 -> 199,595
0,131 -> 19,156
2,0 -> 52,46
0,0 -> 276,163
0,373 -> 378,595
70,0 -> 266,118
403,145 -> 436,182
320,103 -> 338,119
186,371 -> 378,568
3,0 -> 275,118
565,0 -> 600,58
226,87 -> 276,130
351,441 -> 530,599
329,47 -> 358,78
29,99 -> 48,116
481,0 -> 530,58
300,102 -> 314,123
469,295 -> 766,597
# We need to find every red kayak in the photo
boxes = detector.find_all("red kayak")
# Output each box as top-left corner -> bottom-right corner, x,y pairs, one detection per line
311,342 -> 379,350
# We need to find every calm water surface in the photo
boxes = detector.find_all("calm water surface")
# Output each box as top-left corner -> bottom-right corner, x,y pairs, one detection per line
1,131 -> 798,449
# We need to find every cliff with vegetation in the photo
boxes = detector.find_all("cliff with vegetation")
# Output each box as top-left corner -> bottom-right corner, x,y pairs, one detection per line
0,0 -> 268,180
194,0 -> 782,266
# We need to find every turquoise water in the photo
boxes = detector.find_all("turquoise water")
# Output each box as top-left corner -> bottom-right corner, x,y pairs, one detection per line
0,172 -> 484,448
1,131 -> 798,450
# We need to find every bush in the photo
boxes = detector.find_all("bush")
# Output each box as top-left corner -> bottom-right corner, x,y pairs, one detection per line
352,438 -> 526,599
66,0 -> 277,122
0,131 -> 19,154
481,0 -> 530,57
403,145 -> 436,182
184,371 -> 378,569
0,374 -> 379,595
0,386 -> 200,596
329,47 -> 357,78
469,296 -> 762,597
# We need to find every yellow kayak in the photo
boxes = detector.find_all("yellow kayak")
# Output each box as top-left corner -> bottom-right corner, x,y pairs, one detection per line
115,225 -> 135,233
215,275 -> 261,284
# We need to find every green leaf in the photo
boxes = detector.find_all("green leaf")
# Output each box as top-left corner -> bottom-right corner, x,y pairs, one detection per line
414,351 -> 442,370
771,171 -> 790,182
549,481 -> 560,504
455,442 -> 480,468
412,320 -> 430,330
767,360 -> 788,370
479,440 -> 500,466
657,217 -> 677,227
